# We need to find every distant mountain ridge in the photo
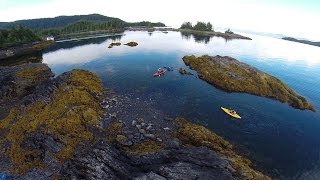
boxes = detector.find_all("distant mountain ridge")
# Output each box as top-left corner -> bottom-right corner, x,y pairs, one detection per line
282,37 -> 320,47
0,14 -> 165,30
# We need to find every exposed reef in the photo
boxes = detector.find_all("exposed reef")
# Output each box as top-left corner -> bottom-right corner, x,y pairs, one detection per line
0,64 -> 270,179
183,55 -> 315,111
179,67 -> 193,75
0,41 -> 54,60
124,41 -> 138,47
108,42 -> 121,48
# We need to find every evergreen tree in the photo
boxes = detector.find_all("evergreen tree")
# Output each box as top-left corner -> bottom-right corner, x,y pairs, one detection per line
193,22 -> 207,31
206,22 -> 213,31
180,22 -> 193,29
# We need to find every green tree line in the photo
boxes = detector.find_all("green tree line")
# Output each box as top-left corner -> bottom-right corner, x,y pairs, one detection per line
180,21 -> 213,31
0,26 -> 41,48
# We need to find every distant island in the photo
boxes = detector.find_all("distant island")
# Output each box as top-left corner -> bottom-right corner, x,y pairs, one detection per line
183,55 -> 315,111
178,21 -> 252,40
282,37 -> 320,47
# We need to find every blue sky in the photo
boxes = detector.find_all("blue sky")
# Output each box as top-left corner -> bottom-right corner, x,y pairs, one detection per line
0,0 -> 319,40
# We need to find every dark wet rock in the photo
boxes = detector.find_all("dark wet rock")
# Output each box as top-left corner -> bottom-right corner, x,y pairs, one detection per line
0,63 -> 54,119
61,142 -> 134,179
165,138 -> 180,149
21,133 -> 64,154
144,134 -> 156,139
139,129 -> 146,134
183,55 -> 315,111
134,172 -> 166,180
164,117 -> 174,121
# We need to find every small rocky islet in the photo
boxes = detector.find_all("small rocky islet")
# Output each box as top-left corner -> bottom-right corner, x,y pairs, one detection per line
183,55 -> 315,111
108,41 -> 138,48
0,64 -> 270,179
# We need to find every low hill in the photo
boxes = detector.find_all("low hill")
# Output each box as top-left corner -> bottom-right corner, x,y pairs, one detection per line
0,14 -> 165,30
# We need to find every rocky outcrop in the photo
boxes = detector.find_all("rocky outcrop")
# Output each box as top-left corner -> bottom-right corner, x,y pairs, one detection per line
108,42 -> 121,48
0,41 -> 54,60
61,142 -> 238,180
0,64 -> 270,179
183,55 -> 315,111
124,42 -> 138,47
0,63 -> 54,119
177,29 -> 252,40
0,66 -> 103,175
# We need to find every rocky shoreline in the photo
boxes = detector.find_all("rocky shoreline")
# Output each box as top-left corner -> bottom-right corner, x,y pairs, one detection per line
177,29 -> 252,40
183,55 -> 315,111
0,41 -> 54,60
0,64 -> 270,179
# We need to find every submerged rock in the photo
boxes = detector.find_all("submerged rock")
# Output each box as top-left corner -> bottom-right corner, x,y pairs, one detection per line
183,55 -> 315,111
179,68 -> 193,75
174,117 -> 270,180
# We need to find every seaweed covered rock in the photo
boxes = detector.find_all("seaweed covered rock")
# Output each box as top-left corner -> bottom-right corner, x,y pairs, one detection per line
183,55 -> 315,111
124,42 -> 138,47
0,63 -> 54,119
0,63 -> 53,103
108,42 -> 121,48
0,41 -> 54,60
175,117 -> 270,180
0,67 -> 103,174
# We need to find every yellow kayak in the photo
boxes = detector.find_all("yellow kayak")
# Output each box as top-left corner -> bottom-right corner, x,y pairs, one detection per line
221,107 -> 241,119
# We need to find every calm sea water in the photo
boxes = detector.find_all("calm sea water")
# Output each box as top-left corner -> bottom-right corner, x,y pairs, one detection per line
42,31 -> 320,179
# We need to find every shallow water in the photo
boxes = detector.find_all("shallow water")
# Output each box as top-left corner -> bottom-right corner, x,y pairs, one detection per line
42,31 -> 320,179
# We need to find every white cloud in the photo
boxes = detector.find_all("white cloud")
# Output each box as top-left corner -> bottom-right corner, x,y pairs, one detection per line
0,0 -> 319,40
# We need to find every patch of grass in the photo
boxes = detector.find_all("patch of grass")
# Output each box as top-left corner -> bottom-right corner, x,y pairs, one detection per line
16,66 -> 52,80
125,140 -> 165,155
175,117 -> 270,180
0,69 -> 103,174
31,41 -> 54,51
183,55 -> 315,111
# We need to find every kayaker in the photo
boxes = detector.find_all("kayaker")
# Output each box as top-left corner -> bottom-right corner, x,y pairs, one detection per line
230,110 -> 236,115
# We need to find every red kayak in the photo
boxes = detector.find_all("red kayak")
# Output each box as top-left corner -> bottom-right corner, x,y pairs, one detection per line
153,69 -> 166,77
